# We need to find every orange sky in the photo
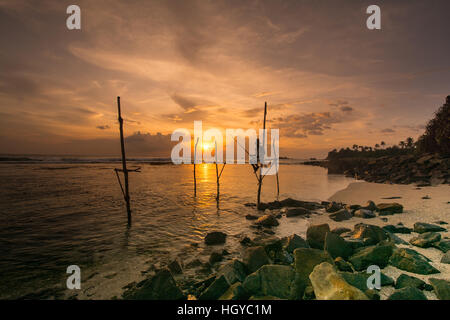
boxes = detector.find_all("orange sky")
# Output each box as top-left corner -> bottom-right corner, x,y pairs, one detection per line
0,0 -> 449,158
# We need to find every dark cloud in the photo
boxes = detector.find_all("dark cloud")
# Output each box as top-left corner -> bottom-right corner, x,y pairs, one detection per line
96,125 -> 110,130
340,106 -> 354,112
381,128 -> 395,133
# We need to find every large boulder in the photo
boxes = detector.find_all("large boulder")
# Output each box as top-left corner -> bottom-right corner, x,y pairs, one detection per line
334,257 -> 354,272
413,222 -> 446,234
306,224 -> 330,249
198,275 -> 230,300
348,243 -> 394,271
219,282 -> 249,300
387,287 -> 427,300
324,232 -> 353,259
376,203 -> 403,215
284,234 -> 309,253
216,259 -> 247,285
340,271 -> 394,291
389,248 -> 440,275
395,274 -> 432,291
255,214 -> 279,227
353,209 -> 376,219
285,207 -> 310,217
309,262 -> 368,300
429,278 -> 450,300
409,232 -> 441,248
204,231 -> 227,245
329,209 -> 352,222
242,246 -> 270,273
350,223 -> 388,245
243,265 -> 296,300
123,269 -> 185,300
292,248 -> 334,298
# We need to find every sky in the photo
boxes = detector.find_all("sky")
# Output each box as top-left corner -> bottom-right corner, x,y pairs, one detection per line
0,0 -> 449,158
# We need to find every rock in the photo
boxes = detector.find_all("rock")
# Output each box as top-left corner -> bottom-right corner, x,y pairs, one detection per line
329,209 -> 352,222
168,260 -> 183,275
252,236 -> 283,258
209,251 -> 224,265
386,232 -> 409,245
441,251 -> 450,264
198,275 -> 230,300
348,243 -> 394,271
326,202 -> 342,213
309,262 -> 368,300
243,265 -> 296,300
324,232 -> 353,259
361,200 -> 377,211
239,236 -> 252,246
395,274 -> 432,291
413,222 -> 446,234
387,287 -> 427,300
429,278 -> 450,300
205,231 -> 227,245
434,220 -> 448,225
302,286 -> 315,300
123,269 -> 185,300
376,203 -> 403,215
243,246 -> 270,273
334,257 -> 354,272
185,259 -> 202,269
306,224 -> 330,249
217,259 -> 247,285
284,234 -> 309,253
383,224 -> 412,234
409,232 -> 441,248
285,207 -> 310,217
350,223 -> 388,245
354,209 -> 376,219
249,295 -> 282,300
432,240 -> 450,253
331,227 -> 351,235
255,214 -> 279,227
365,289 -> 380,300
219,282 -> 249,300
245,214 -> 258,220
292,248 -> 334,298
279,198 -> 322,210
340,271 -> 394,291
389,248 -> 440,275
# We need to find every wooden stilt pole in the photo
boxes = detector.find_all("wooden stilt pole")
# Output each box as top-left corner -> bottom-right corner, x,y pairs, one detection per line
194,138 -> 199,197
215,141 -> 219,201
256,102 -> 267,209
117,96 -> 132,225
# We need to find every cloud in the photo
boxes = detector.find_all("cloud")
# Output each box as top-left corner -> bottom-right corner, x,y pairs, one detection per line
340,106 -> 354,112
381,128 -> 396,133
96,125 -> 110,130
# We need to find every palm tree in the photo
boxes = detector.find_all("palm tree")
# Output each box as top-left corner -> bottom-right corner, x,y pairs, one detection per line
380,141 -> 386,148
406,137 -> 414,149
352,144 -> 358,151
375,144 -> 380,149
399,141 -> 406,149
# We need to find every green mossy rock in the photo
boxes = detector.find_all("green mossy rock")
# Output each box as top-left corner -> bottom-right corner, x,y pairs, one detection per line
429,278 -> 450,300
395,274 -> 433,291
348,243 -> 394,271
387,287 -> 427,300
413,222 -> 446,234
324,232 -> 353,259
409,232 -> 441,248
306,224 -> 330,249
389,248 -> 440,275
198,275 -> 230,300
243,265 -> 296,300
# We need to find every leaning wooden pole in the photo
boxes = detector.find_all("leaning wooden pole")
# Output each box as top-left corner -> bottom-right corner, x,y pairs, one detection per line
256,102 -> 267,208
117,96 -> 132,225
194,137 -> 199,197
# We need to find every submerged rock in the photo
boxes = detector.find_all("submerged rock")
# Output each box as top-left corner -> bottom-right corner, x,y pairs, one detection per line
309,262 -> 368,300
413,222 -> 446,234
324,232 -> 353,259
389,248 -> 440,275
255,214 -> 279,227
243,265 -> 296,300
209,251 -> 224,265
409,232 -> 441,248
306,224 -> 330,249
243,246 -> 270,273
429,278 -> 450,300
204,231 -> 227,245
329,209 -> 352,222
348,243 -> 394,271
285,207 -> 310,217
387,287 -> 427,300
168,260 -> 183,274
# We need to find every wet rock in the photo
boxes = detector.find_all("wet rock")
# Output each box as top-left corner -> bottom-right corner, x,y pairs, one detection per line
386,232 -> 409,245
361,201 -> 377,211
217,259 -> 247,285
376,203 -> 403,215
395,274 -> 433,291
284,234 -> 309,253
185,259 -> 203,269
389,248 -> 440,275
324,232 -> 353,259
255,214 -> 279,227
219,282 -> 249,300
252,236 -> 283,256
329,209 -> 352,222
365,289 -> 380,300
209,251 -> 224,265
413,222 -> 446,234
245,214 -> 258,220
429,278 -> 450,300
434,220 -> 448,225
387,287 -> 427,300
409,232 -> 441,248
306,224 -> 330,249
340,271 -> 394,291
348,243 -> 394,271
302,286 -> 316,300
205,231 -> 227,245
331,227 -> 351,235
353,209 -> 376,219
243,246 -> 270,273
279,198 -> 322,210
431,240 -> 450,253
350,223 -> 388,245
239,236 -> 252,246
441,251 -> 450,264
326,202 -> 342,213
198,275 -> 230,300
285,207 -> 310,217
309,262 -> 368,300
168,260 -> 183,275
292,248 -> 334,298
243,265 -> 296,300
123,269 -> 185,300
334,257 -> 354,272
383,224 -> 412,234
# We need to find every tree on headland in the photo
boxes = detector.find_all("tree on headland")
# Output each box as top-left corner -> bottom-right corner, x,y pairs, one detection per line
380,141 -> 386,148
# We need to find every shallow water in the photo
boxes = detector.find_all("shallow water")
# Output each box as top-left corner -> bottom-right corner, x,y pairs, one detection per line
0,162 -> 354,299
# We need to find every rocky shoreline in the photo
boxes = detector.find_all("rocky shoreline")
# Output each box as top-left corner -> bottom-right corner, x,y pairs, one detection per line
303,153 -> 450,186
120,198 -> 450,300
